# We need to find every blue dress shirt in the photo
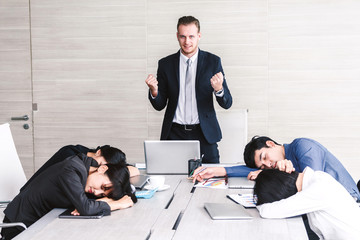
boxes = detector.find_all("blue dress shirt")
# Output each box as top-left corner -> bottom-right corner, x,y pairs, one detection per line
284,138 -> 360,200
225,138 -> 360,200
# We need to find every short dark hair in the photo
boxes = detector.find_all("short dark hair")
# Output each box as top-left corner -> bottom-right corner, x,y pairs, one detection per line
105,163 -> 137,203
243,136 -> 280,168
254,169 -> 299,205
177,16 -> 200,32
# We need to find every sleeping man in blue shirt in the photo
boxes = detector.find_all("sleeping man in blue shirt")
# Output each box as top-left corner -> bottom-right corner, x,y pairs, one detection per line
193,136 -> 360,201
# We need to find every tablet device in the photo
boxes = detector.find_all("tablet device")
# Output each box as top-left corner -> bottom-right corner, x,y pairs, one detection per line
58,209 -> 104,219
227,177 -> 255,189
204,202 -> 252,220
130,174 -> 149,190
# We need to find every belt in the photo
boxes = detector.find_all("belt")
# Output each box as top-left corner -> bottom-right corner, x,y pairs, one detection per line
172,123 -> 200,131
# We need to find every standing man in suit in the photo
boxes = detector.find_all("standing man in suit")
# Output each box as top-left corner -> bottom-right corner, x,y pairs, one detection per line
145,16 -> 232,163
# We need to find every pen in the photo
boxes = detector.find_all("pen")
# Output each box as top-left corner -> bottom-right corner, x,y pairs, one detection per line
193,167 -> 207,185
192,167 -> 207,178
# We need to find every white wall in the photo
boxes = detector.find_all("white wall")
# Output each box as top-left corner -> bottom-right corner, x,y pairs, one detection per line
2,0 -> 360,182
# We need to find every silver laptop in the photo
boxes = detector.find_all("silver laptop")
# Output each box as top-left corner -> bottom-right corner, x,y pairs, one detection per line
228,177 -> 255,189
144,140 -> 200,174
204,202 -> 253,220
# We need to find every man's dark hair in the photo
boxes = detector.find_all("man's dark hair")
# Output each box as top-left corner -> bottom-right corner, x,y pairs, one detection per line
254,169 -> 299,205
177,16 -> 200,32
105,163 -> 137,203
243,136 -> 280,168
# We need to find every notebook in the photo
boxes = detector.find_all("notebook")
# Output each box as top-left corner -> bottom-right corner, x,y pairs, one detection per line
204,202 -> 253,220
144,140 -> 200,174
130,174 -> 149,190
58,209 -> 104,219
227,177 -> 255,189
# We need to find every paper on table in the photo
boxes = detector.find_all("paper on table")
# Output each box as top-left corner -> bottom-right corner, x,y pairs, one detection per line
227,194 -> 257,208
194,178 -> 227,189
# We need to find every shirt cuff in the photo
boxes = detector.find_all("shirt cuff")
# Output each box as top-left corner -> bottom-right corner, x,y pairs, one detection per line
149,90 -> 156,99
214,89 -> 224,97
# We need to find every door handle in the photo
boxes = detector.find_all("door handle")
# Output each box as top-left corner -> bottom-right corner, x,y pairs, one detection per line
11,115 -> 29,121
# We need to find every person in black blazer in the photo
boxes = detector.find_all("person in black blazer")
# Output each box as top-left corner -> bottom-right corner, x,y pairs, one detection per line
2,154 -> 136,239
145,16 -> 232,163
20,145 -> 140,192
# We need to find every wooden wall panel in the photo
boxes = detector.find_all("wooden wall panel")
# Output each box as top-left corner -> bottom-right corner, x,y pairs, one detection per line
268,0 -> 360,180
0,0 -> 33,178
30,0 -> 147,167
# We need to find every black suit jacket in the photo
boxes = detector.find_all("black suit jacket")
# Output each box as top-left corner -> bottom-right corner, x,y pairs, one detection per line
5,154 -> 110,228
20,145 -> 91,191
149,49 -> 232,144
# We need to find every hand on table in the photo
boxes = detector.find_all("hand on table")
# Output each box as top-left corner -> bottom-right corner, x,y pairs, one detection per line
192,166 -> 226,183
71,209 -> 80,216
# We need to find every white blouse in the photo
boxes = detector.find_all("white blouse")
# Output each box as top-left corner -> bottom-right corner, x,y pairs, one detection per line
257,167 -> 360,240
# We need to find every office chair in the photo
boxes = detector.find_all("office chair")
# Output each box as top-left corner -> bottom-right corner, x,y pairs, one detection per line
0,123 -> 28,233
217,109 -> 248,163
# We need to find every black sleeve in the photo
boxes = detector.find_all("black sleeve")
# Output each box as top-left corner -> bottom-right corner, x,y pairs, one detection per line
21,145 -> 89,191
57,160 -> 111,216
148,59 -> 170,111
214,57 -> 232,109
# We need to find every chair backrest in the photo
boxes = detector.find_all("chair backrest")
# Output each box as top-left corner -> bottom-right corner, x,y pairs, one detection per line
0,123 -> 27,202
217,109 -> 248,163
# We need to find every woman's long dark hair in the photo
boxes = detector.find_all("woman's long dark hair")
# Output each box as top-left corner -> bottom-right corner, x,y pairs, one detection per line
254,169 -> 298,205
90,145 -> 126,165
105,163 -> 137,203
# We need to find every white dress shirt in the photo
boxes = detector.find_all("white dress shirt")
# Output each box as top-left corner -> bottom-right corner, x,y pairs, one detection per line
173,50 -> 199,125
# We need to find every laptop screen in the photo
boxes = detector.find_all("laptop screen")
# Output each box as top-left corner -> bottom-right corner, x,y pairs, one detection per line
144,140 -> 200,174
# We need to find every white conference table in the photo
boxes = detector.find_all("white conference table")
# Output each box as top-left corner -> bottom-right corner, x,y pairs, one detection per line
173,187 -> 307,240
14,175 -> 307,240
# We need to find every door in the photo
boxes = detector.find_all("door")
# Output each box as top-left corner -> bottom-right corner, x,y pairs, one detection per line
0,0 -> 34,178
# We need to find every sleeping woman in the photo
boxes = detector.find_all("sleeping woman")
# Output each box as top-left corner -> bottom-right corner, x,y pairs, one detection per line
254,167 -> 360,240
